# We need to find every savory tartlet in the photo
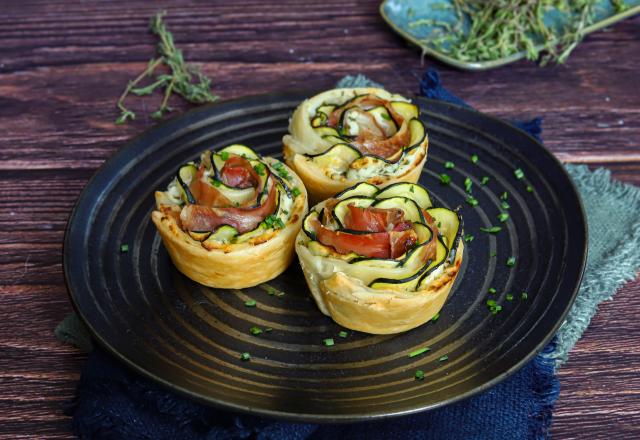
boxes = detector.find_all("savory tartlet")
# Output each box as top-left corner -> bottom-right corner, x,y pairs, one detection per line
283,87 -> 428,202
295,182 -> 463,334
152,144 -> 308,288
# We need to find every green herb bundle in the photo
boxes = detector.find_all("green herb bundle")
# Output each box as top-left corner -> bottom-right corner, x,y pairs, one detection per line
411,0 -> 629,65
116,12 -> 218,124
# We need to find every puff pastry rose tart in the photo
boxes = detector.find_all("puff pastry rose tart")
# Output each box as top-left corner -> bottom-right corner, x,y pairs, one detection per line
295,182 -> 463,334
152,144 -> 308,289
283,88 -> 428,202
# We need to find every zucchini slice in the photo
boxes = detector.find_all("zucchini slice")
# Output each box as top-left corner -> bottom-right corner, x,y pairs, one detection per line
218,144 -> 260,160
417,236 -> 449,289
208,179 -> 255,206
369,236 -> 446,291
176,163 -> 197,204
203,225 -> 238,244
302,210 -> 320,240
322,135 -> 349,146
311,113 -> 327,128
426,208 -> 461,251
367,106 -> 398,136
314,126 -> 341,138
389,101 -> 419,120
334,182 -> 379,200
234,223 -> 268,244
372,197 -> 425,223
188,230 -> 211,241
316,104 -> 336,116
406,118 -> 426,149
308,143 -> 361,173
332,196 -> 375,228
375,183 -> 432,209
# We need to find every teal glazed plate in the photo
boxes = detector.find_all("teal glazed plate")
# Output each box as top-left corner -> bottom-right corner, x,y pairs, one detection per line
380,0 -> 640,70
64,92 -> 587,422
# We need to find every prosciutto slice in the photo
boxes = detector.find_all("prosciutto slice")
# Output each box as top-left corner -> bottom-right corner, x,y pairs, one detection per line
181,180 -> 277,234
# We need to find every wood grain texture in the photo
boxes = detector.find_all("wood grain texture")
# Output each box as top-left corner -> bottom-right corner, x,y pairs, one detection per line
0,0 -> 638,438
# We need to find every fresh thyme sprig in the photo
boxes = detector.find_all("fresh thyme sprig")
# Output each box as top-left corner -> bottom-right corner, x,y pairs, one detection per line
116,11 -> 219,124
410,0 -> 627,65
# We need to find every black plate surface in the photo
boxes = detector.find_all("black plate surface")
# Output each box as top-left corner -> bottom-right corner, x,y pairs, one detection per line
64,92 -> 586,422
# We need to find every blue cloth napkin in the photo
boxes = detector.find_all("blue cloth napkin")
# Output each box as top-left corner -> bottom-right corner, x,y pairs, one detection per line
65,70 -> 640,440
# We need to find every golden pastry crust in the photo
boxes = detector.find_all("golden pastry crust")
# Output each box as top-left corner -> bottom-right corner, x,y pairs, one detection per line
151,157 -> 308,289
295,182 -> 464,335
283,87 -> 429,203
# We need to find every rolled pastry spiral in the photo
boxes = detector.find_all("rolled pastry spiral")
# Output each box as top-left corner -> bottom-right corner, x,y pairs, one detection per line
283,87 -> 429,203
295,182 -> 464,334
152,144 -> 308,289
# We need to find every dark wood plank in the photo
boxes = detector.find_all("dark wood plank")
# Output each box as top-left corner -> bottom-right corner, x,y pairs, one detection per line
0,0 -> 639,438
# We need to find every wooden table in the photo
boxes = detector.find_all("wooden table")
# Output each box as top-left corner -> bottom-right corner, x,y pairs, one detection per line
1,1 -> 638,438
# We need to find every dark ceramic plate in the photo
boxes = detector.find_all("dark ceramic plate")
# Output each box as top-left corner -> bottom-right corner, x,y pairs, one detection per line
64,92 -> 586,422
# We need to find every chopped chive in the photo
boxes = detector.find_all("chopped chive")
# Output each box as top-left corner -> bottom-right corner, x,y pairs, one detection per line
490,251 -> 497,257
323,338 -> 335,347
120,244 -> 129,253
275,291 -> 285,297
444,161 -> 455,169
488,287 -> 497,294
220,151 -> 230,161
292,187 -> 301,198
212,179 -> 221,187
240,352 -> 251,361
480,226 -> 502,234
338,330 -> 348,338
486,299 -> 502,314
253,163 -> 266,176
438,355 -> 449,362
266,286 -> 277,296
380,112 -> 391,121
409,185 -> 415,193
265,327 -> 273,332
471,154 -> 479,164
244,299 -> 257,307
466,196 -> 478,207
437,222 -> 442,228
432,312 -> 440,322
464,177 -> 473,193
521,292 -> 528,300
500,191 -> 508,200
514,168 -> 525,180
250,326 -> 263,335
506,294 -> 514,301
481,176 -> 490,185
501,201 -> 510,210
526,185 -> 534,193
498,212 -> 510,223
464,234 -> 474,242
439,173 -> 451,185
408,347 -> 431,358
506,256 -> 516,267
415,370 -> 425,381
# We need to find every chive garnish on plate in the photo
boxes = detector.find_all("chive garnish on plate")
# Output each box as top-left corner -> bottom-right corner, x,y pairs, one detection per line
415,370 -> 425,381
481,176 -> 490,185
488,287 -> 497,294
501,201 -> 510,210
444,161 -> 455,169
471,154 -> 479,164
466,196 -> 478,207
464,177 -> 473,193
514,168 -> 525,180
480,226 -> 501,233
323,338 -> 335,347
506,294 -> 514,301
464,234 -> 474,242
338,331 -> 348,338
120,244 -> 129,253
408,347 -> 431,358
506,256 -> 516,267
521,292 -> 528,300
244,299 -> 257,307
498,213 -> 509,223
440,173 -> 451,185
438,355 -> 449,362
432,312 -> 440,322
250,326 -> 262,335
240,352 -> 251,361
